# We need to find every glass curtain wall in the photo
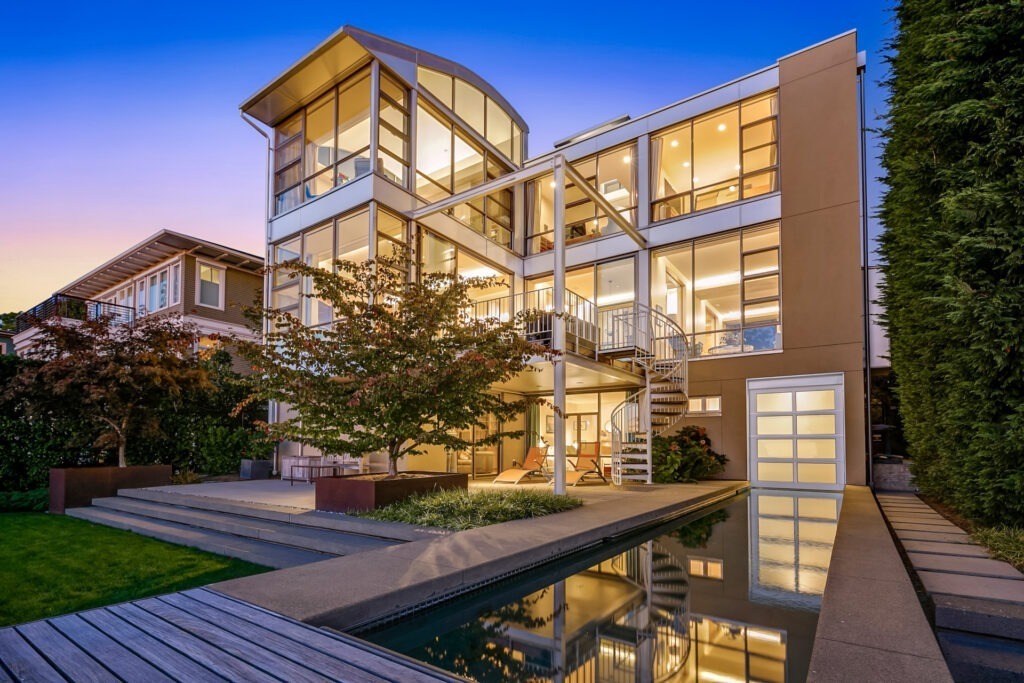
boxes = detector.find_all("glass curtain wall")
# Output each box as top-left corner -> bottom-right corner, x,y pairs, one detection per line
650,91 -> 778,221
416,66 -> 522,165
534,391 -> 628,472
651,222 -> 780,357
420,230 -> 510,305
415,103 -> 514,249
527,145 -> 636,254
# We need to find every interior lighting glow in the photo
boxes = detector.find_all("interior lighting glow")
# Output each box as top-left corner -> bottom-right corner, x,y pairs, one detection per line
717,123 -> 727,132
670,140 -> 679,148
622,154 -> 631,164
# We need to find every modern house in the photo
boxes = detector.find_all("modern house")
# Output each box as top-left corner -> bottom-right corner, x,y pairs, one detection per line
242,26 -> 868,492
13,230 -> 264,366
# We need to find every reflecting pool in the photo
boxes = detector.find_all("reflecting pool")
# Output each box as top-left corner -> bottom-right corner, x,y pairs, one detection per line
357,490 -> 841,682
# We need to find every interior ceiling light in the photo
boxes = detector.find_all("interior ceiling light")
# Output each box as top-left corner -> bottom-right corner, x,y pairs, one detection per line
549,181 -> 557,188
693,177 -> 700,183
622,154 -> 631,164
717,123 -> 727,132
670,140 -> 679,148
734,164 -> 741,170
729,185 -> 736,192
683,161 -> 690,168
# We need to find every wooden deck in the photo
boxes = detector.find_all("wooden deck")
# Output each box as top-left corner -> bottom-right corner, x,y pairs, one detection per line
0,588 -> 462,682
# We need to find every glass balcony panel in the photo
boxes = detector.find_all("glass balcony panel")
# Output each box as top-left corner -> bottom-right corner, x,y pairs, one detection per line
337,152 -> 372,186
304,169 -> 334,199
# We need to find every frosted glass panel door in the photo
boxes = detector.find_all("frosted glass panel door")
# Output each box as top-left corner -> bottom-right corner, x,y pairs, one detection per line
748,373 -> 845,491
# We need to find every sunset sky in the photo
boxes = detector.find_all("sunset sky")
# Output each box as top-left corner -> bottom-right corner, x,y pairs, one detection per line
0,1 -> 892,313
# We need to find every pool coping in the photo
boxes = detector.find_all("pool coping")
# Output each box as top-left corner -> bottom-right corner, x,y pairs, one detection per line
213,480 -> 748,630
807,485 -> 953,682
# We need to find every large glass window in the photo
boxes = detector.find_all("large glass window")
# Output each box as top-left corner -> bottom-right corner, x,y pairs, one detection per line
527,145 -> 636,254
651,222 -> 781,357
272,67 -> 374,215
377,72 -> 410,186
197,263 -> 223,309
420,229 -> 509,304
651,91 -> 778,222
417,66 -> 522,165
415,103 -> 514,249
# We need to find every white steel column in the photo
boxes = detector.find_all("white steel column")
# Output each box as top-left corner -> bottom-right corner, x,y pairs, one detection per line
552,157 -> 567,495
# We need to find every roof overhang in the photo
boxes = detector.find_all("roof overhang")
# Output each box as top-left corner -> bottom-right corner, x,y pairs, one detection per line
59,230 -> 263,300
240,25 -> 528,132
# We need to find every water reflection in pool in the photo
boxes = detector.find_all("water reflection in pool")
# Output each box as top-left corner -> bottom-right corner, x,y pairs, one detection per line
358,490 -> 841,682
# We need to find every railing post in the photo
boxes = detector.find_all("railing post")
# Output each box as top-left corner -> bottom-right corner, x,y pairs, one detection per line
553,157 -> 567,496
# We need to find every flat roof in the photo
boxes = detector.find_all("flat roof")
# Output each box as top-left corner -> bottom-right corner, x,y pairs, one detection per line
59,230 -> 263,300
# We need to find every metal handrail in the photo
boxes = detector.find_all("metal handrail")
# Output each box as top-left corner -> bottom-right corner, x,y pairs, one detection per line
14,295 -> 135,333
466,287 -> 599,356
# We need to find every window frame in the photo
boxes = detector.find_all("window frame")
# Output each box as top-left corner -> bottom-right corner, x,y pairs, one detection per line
196,260 -> 227,311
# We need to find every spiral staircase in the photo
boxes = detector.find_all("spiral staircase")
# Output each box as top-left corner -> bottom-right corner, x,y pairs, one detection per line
604,303 -> 690,484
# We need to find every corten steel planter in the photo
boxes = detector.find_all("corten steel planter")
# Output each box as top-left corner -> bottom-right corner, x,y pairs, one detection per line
49,465 -> 172,514
315,471 -> 468,513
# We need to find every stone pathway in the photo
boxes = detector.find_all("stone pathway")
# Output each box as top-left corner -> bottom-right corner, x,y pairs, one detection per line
876,493 -> 1024,680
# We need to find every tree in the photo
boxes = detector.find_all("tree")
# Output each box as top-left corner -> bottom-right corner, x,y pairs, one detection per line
0,312 -> 18,331
879,1 -> 1024,523
14,314 -> 211,467
237,251 -> 548,478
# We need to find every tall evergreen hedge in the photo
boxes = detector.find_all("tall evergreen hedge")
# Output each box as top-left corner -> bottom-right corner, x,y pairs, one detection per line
880,1 -> 1024,524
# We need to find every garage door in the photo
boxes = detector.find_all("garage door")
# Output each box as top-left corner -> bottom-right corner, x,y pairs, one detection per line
747,373 -> 845,491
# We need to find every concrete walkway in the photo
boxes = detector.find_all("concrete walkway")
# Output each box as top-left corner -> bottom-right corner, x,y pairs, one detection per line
877,493 -> 1024,679
214,480 -> 747,630
807,486 -> 952,682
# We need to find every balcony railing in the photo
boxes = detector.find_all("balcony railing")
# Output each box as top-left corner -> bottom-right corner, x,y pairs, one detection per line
15,295 -> 135,333
467,287 -> 599,357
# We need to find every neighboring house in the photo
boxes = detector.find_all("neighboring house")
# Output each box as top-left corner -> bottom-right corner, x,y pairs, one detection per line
13,230 -> 263,367
0,330 -> 14,356
243,26 -> 869,491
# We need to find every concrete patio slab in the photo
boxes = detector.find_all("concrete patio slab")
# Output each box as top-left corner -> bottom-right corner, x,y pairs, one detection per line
907,552 -> 1024,580
808,639 -> 952,683
919,571 -> 1024,604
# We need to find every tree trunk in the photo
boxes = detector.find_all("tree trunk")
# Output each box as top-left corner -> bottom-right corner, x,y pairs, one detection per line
118,440 -> 127,468
387,456 -> 398,478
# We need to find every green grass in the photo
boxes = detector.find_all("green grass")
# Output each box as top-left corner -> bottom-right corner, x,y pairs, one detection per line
0,513 -> 269,627
972,526 -> 1024,573
357,488 -> 583,530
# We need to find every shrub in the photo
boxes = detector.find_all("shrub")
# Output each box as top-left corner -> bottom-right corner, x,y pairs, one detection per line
0,488 -> 49,512
652,426 -> 727,484
358,489 -> 582,530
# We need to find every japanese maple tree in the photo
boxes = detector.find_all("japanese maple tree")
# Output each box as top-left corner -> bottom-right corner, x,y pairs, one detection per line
15,314 -> 211,467
237,251 -> 548,478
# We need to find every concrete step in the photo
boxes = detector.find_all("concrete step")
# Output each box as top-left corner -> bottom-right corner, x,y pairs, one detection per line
117,487 -> 439,542
91,496 -> 399,556
66,507 -> 332,569
936,595 -> 1024,641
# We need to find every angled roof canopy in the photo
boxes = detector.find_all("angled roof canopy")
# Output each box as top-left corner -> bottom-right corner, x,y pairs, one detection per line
240,25 -> 527,131
59,230 -> 263,300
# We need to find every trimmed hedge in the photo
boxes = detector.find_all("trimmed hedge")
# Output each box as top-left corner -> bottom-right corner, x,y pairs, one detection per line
0,489 -> 48,512
880,1 -> 1024,524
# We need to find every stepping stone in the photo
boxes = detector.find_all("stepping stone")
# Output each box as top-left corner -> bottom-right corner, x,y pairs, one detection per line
907,552 -> 1024,580
935,594 -> 1024,640
920,571 -> 1024,604
896,530 -> 974,544
902,540 -> 990,558
893,522 -> 962,532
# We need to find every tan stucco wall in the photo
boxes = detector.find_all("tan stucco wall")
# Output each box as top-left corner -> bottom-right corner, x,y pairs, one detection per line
687,33 -> 867,485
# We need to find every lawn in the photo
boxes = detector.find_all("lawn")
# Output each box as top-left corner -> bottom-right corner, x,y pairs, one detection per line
357,488 -> 583,530
0,513 -> 268,627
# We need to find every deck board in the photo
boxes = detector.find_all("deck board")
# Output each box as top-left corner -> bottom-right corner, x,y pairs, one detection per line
77,607 -> 226,682
161,593 -> 386,683
1,589 -> 461,682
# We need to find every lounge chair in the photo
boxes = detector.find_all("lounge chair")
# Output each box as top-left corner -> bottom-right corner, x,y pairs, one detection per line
565,442 -> 607,486
492,447 -> 549,485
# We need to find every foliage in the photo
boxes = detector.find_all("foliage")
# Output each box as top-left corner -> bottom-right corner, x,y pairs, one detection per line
11,315 -> 211,468
0,513 -> 268,627
0,312 -> 18,332
879,0 -> 1024,524
171,470 -> 201,485
651,426 -> 727,483
674,508 -> 730,548
358,488 -> 583,530
972,526 -> 1024,573
237,250 -> 548,477
0,489 -> 48,512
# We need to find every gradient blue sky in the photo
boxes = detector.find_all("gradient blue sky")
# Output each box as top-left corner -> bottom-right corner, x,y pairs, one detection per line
0,1 -> 893,312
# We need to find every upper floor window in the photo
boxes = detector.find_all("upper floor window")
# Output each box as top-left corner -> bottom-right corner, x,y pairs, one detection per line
273,67 -> 374,215
417,66 -> 522,165
651,222 -> 781,358
415,103 -> 514,250
651,91 -> 778,222
527,145 -> 637,255
197,263 -> 225,309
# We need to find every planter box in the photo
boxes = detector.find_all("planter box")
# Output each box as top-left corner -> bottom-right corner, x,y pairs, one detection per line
49,465 -> 172,514
315,470 -> 468,513
240,459 -> 273,480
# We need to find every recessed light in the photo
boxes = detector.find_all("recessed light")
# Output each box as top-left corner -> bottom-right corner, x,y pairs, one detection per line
683,161 -> 690,168
693,177 -> 700,183
734,164 -> 741,170
549,181 -> 556,188
670,140 -> 679,148
717,123 -> 727,132
622,155 -> 631,164
728,185 -> 736,192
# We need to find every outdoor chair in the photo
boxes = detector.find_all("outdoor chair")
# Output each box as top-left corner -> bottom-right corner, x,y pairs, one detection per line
492,446 -> 549,485
564,442 -> 607,486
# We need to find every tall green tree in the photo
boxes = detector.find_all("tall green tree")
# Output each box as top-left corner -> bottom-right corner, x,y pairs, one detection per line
0,312 -> 19,331
14,315 -> 211,467
237,252 -> 548,478
879,1 -> 1024,523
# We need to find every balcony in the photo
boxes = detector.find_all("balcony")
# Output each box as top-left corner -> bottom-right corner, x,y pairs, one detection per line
15,295 -> 135,334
